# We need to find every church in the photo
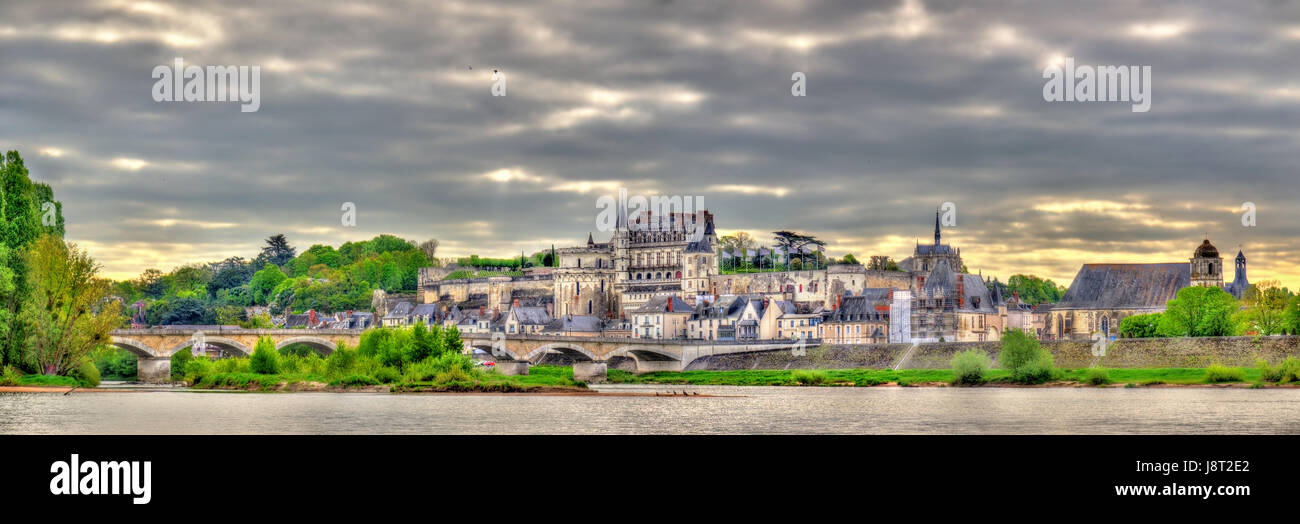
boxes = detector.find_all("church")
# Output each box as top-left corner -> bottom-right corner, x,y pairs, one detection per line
1048,238 -> 1250,340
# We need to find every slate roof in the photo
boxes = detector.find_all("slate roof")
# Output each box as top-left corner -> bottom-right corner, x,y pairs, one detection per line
510,306 -> 552,325
1054,263 -> 1190,310
915,244 -> 956,255
635,295 -> 695,314
826,295 -> 887,322
384,301 -> 414,319
542,314 -> 604,333
409,303 -> 440,320
684,215 -> 717,253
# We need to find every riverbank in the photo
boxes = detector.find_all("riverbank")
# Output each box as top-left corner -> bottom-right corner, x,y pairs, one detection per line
606,367 -> 1300,388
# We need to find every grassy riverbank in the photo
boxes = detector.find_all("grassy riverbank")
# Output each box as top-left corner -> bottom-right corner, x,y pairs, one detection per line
605,367 -> 1280,387
189,363 -> 588,393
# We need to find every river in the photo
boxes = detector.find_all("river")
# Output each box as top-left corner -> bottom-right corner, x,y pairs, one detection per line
2,385 -> 1298,434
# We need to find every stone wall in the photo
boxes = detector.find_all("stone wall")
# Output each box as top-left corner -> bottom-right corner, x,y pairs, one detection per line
685,336 -> 1300,371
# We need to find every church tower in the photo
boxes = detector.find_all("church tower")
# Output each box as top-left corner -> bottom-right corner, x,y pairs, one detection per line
612,199 -> 630,284
1226,248 -> 1249,299
1190,238 -> 1224,288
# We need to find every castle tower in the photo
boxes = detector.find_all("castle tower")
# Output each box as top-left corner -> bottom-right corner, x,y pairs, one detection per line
1226,248 -> 1249,299
613,198 -> 630,284
1190,238 -> 1224,288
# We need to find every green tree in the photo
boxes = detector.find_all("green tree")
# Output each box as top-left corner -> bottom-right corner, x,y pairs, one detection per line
1,151 -> 44,369
20,235 -> 123,375
250,336 -> 279,374
1236,280 -> 1289,335
441,325 -> 463,356
249,264 -> 287,305
257,234 -> 297,267
409,322 -> 435,362
1120,313 -> 1162,338
1158,286 -> 1240,337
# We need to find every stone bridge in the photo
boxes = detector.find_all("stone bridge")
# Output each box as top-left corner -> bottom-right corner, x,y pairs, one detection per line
460,333 -> 809,377
111,328 -> 364,382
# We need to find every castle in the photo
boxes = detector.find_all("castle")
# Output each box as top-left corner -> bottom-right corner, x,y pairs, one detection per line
410,209 -> 1252,343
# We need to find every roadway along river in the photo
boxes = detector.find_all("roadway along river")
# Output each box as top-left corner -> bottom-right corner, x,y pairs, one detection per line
2,386 -> 1299,434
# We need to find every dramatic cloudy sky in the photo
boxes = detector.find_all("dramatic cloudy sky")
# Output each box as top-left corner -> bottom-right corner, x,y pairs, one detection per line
3,0 -> 1298,286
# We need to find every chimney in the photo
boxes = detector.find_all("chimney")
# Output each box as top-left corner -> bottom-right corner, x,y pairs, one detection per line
667,298 -> 674,312
957,274 -> 966,307
479,306 -> 485,318
1012,291 -> 1020,301
836,294 -> 842,310
512,298 -> 519,308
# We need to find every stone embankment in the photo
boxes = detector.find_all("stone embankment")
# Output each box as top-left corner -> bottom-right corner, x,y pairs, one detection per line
685,336 -> 1300,370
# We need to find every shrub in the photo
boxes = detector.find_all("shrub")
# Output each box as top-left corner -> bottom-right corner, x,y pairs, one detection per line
338,374 -> 379,387
250,337 -> 279,374
998,329 -> 1042,371
170,349 -> 193,381
0,365 -> 22,386
373,367 -> 400,384
434,367 -> 474,384
792,369 -> 828,385
950,349 -> 990,385
183,357 -> 215,383
327,346 -> 358,375
93,348 -> 137,380
1203,364 -> 1246,383
1256,358 -> 1284,383
69,360 -> 101,387
1279,357 -> 1300,383
1083,367 -> 1111,386
1011,352 -> 1058,384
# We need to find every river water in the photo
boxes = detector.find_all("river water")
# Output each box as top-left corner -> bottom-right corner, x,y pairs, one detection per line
2,385 -> 1298,434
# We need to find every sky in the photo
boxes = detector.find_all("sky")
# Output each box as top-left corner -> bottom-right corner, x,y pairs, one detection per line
2,0 -> 1298,287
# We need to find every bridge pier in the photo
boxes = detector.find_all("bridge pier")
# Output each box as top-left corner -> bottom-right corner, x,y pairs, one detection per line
634,360 -> 683,373
138,357 -> 171,383
573,362 -> 607,383
494,361 -> 530,376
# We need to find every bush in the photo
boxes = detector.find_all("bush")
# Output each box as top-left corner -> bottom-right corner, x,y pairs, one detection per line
68,360 -> 101,387
170,349 -> 193,381
183,357 -> 215,383
373,367 -> 400,384
250,337 -> 279,374
0,365 -> 22,386
999,329 -> 1058,384
1083,367 -> 1111,386
1257,358 -> 1283,383
792,369 -> 828,385
1203,364 -> 1246,383
327,346 -> 358,375
998,329 -> 1041,371
950,349 -> 990,385
338,374 -> 380,387
93,348 -> 137,380
1011,352 -> 1058,384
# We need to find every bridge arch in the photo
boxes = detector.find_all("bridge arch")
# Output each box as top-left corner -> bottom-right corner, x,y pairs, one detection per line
467,341 -> 521,361
276,337 -> 338,357
165,336 -> 252,357
523,343 -> 597,363
110,338 -> 157,358
608,345 -> 679,362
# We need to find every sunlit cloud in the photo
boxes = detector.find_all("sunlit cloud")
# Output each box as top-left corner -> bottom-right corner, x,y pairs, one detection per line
109,157 -> 148,171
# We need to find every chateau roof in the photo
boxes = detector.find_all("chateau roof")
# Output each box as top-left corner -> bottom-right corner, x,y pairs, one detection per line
1055,263 -> 1190,310
509,306 -> 552,325
542,315 -> 603,333
635,295 -> 695,314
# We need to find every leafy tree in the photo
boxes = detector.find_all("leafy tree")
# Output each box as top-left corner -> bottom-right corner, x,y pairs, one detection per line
409,322 -> 436,363
161,297 -> 208,325
1004,275 -> 1066,305
1236,280 -> 1289,335
1120,313 -> 1162,338
250,336 -> 279,374
20,235 -> 122,375
441,325 -> 463,356
257,234 -> 297,267
1158,286 -> 1240,337
1,150 -> 44,369
207,257 -> 253,296
249,264 -> 287,305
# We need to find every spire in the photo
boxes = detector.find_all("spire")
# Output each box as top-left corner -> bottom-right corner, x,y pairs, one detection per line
587,232 -> 594,246
934,209 -> 941,246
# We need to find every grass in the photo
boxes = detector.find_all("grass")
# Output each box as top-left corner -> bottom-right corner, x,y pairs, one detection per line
605,367 -> 1267,387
